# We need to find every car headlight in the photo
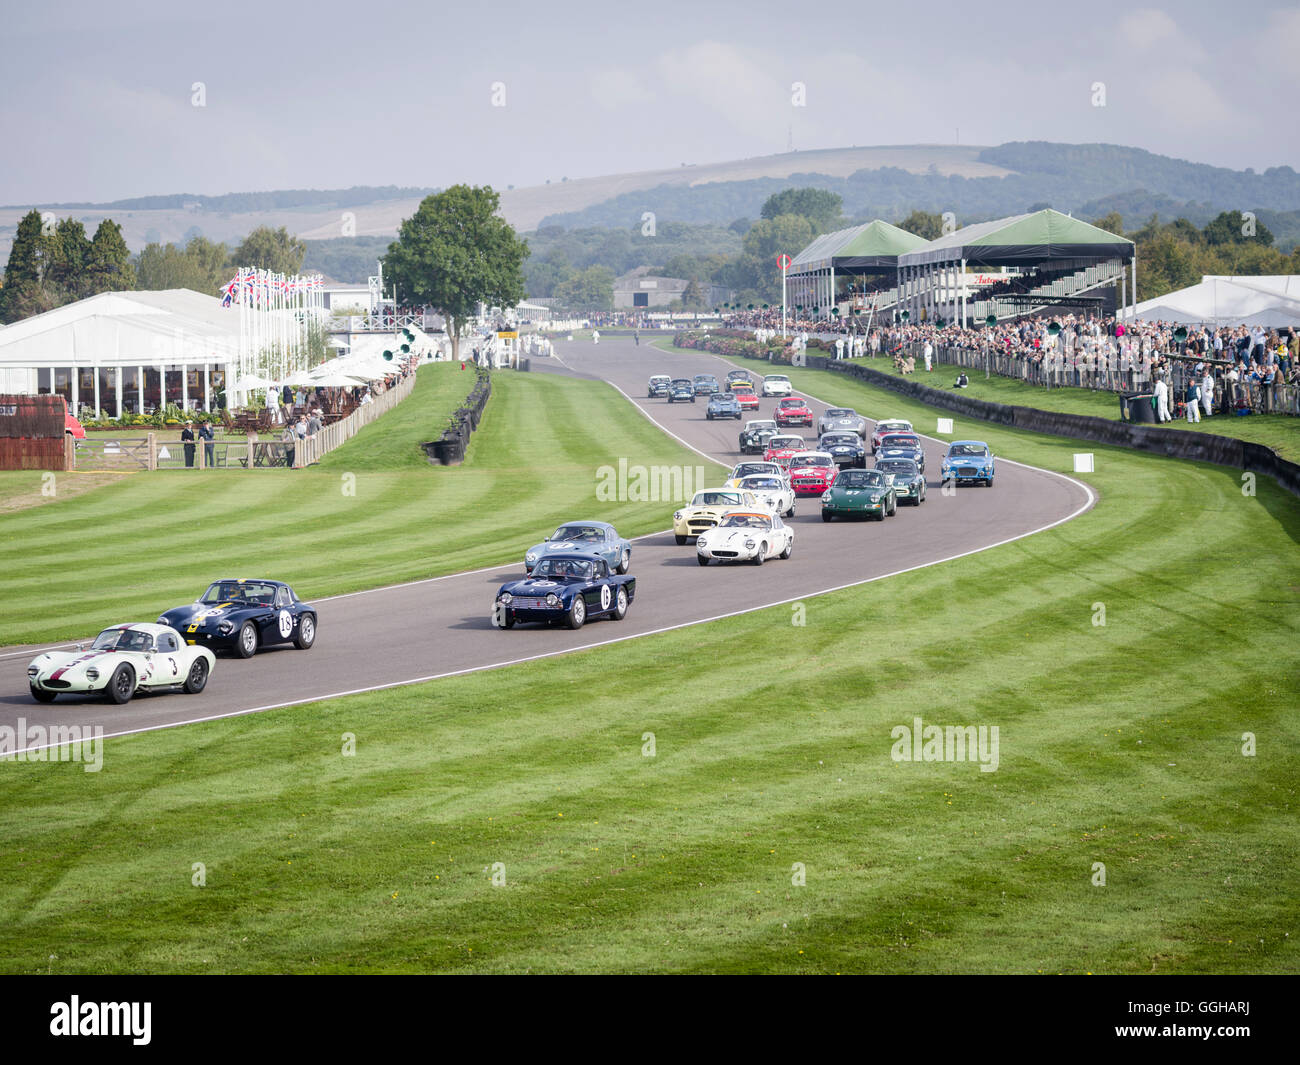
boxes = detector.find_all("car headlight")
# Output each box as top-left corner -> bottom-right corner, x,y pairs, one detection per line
870,493 -> 882,502
156,615 -> 167,624
27,666 -> 39,677
86,668 -> 99,681
821,491 -> 830,501
499,592 -> 513,606
218,620 -> 235,635
545,593 -> 560,607
525,553 -> 537,564
744,538 -> 756,549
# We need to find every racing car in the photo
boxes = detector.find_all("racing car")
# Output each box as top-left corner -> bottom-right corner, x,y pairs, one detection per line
763,434 -> 807,466
730,382 -> 760,411
817,407 -> 868,439
494,553 -> 635,630
667,379 -> 696,403
696,510 -> 794,566
725,370 -> 754,391
725,460 -> 789,488
673,487 -> 762,544
735,473 -> 796,518
761,374 -> 793,397
876,432 -> 926,473
525,521 -> 632,574
871,418 -> 914,453
28,623 -> 215,704
774,397 -> 813,427
820,468 -> 898,521
786,451 -> 838,496
738,419 -> 780,454
875,456 -> 927,504
941,441 -> 996,486
158,578 -> 318,658
818,431 -> 867,468
647,374 -> 671,398
706,393 -> 743,420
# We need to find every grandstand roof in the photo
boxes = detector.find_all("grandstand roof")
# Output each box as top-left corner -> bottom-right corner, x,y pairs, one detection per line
789,219 -> 927,273
899,209 -> 1134,267
1131,275 -> 1300,328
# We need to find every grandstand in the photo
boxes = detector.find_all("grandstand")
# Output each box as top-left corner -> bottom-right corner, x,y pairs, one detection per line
787,209 -> 1136,327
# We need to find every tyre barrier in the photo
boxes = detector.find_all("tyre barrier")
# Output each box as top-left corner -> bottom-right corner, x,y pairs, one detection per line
421,367 -> 492,466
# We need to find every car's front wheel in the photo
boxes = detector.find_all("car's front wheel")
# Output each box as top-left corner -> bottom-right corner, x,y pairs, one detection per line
295,614 -> 316,649
30,686 -> 56,704
183,658 -> 209,694
822,510 -> 833,522
106,664 -> 135,704
675,534 -> 687,546
235,622 -> 258,659
780,538 -> 793,559
612,586 -> 629,620
753,542 -> 766,566
616,548 -> 630,574
566,596 -> 586,630
697,555 -> 710,566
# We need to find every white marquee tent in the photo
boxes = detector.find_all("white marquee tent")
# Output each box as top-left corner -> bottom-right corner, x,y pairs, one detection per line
0,288 -> 241,415
1131,275 -> 1300,328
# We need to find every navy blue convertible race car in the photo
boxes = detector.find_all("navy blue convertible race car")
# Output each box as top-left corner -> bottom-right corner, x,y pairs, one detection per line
494,553 -> 635,630
158,578 -> 318,658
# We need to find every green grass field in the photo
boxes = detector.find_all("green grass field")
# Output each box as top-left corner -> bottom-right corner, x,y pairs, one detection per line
858,354 -> 1300,463
0,364 -> 723,645
1,356 -> 1295,974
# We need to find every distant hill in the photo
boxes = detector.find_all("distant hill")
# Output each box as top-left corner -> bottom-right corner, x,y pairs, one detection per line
3,143 -> 1298,265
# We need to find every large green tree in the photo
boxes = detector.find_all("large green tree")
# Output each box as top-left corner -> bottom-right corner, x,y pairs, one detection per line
384,185 -> 528,360
86,220 -> 135,294
48,218 -> 92,299
136,236 -> 229,294
897,210 -> 945,240
0,210 -> 54,322
554,265 -> 614,312
231,225 -> 306,274
760,188 -> 843,234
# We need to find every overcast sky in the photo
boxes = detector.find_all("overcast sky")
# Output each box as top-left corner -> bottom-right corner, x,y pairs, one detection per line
2,0 -> 1297,205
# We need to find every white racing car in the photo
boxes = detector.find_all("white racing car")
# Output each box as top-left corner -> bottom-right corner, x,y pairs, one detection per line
735,473 -> 796,518
696,509 -> 794,566
27,623 -> 215,704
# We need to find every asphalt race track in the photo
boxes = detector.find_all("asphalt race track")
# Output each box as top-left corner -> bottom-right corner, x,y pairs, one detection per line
0,335 -> 1093,753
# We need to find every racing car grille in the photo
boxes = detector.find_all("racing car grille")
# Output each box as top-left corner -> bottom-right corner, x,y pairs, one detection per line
958,467 -> 978,477
511,597 -> 556,610
688,520 -> 717,531
793,478 -> 824,487
711,550 -> 739,558
42,680 -> 71,688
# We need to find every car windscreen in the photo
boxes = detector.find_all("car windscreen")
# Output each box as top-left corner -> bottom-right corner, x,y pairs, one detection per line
821,434 -> 858,446
768,437 -> 802,448
718,514 -> 771,529
881,436 -> 919,448
92,628 -> 154,652
876,461 -> 917,475
791,455 -> 833,467
778,399 -> 804,407
949,444 -> 988,456
835,471 -> 885,488
203,581 -> 277,605
746,422 -> 776,431
739,477 -> 783,489
826,409 -> 853,418
671,379 -> 692,387
552,526 -> 604,542
692,492 -> 744,507
533,559 -> 594,579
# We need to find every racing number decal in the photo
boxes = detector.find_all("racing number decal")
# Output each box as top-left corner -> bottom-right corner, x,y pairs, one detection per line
278,610 -> 293,639
600,585 -> 612,611
169,657 -> 178,676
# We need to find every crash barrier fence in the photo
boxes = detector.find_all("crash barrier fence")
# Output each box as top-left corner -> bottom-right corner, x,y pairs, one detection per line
421,367 -> 492,466
799,353 -> 1300,499
897,341 -> 1299,417
68,373 -> 416,471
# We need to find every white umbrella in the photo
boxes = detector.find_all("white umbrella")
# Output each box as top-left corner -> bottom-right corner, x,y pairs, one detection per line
233,374 -> 274,390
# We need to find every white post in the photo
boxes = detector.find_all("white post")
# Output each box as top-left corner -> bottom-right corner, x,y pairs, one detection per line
204,365 -> 211,413
71,364 -> 79,417
782,262 -> 787,339
115,367 -> 122,419
137,365 -> 144,414
182,362 -> 189,412
93,364 -> 101,417
1130,253 -> 1138,321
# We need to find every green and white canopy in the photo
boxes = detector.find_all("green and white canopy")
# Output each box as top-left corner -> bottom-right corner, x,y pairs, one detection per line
898,209 -> 1134,268
789,220 -> 928,274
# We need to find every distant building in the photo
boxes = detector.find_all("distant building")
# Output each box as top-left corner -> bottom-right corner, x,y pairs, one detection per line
614,269 -> 690,309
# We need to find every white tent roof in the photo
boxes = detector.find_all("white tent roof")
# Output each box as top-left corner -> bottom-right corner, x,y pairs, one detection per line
1132,275 -> 1300,328
0,289 -> 241,367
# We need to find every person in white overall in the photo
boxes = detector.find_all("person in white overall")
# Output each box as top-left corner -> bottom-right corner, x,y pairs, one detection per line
1154,376 -> 1171,422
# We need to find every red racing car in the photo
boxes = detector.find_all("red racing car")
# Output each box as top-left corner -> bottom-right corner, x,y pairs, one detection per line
774,397 -> 813,427
730,383 -> 760,411
786,451 -> 838,495
763,434 -> 806,466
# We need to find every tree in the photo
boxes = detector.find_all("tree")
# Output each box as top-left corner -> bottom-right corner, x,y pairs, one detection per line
1203,210 -> 1274,247
1090,212 -> 1125,236
135,236 -> 229,295
555,266 -> 614,311
384,185 -> 529,360
738,214 -> 814,301
48,218 -> 92,299
681,278 -> 707,310
86,220 -> 135,294
897,210 -> 944,240
231,225 -> 306,274
760,189 -> 843,234
0,210 -> 53,322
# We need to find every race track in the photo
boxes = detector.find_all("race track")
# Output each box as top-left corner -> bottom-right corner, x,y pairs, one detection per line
0,335 -> 1094,753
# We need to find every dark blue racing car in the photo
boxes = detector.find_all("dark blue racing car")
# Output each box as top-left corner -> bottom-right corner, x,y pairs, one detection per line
494,553 -> 635,630
158,578 -> 318,658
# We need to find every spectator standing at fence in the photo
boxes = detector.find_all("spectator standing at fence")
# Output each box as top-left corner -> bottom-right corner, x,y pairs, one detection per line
1154,374 -> 1171,421
308,409 -> 322,437
1202,368 -> 1215,417
1185,376 -> 1201,422
265,386 -> 281,425
199,421 -> 215,466
923,340 -> 933,372
281,422 -> 296,468
181,420 -> 196,467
